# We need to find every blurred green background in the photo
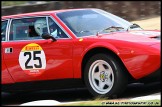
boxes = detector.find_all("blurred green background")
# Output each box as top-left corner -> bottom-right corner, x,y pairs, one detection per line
2,1 -> 50,7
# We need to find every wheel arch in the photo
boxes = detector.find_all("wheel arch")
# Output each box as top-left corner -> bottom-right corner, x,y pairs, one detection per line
81,47 -> 134,82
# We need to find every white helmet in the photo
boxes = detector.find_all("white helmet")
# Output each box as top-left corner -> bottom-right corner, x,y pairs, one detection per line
34,18 -> 47,36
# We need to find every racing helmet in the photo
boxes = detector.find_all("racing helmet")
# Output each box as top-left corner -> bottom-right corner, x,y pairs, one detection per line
34,18 -> 47,36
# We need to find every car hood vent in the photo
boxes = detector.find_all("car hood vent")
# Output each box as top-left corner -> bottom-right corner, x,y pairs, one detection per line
150,35 -> 161,40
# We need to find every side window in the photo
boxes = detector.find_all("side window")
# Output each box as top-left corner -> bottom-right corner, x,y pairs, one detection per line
48,17 -> 69,38
9,17 -> 48,41
1,20 -> 8,41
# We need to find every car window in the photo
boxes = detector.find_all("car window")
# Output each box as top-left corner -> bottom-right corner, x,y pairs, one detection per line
9,17 -> 48,41
48,17 -> 69,38
56,9 -> 133,37
1,20 -> 8,41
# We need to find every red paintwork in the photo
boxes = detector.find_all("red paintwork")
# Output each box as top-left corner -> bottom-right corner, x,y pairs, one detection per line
1,9 -> 160,84
1,52 -> 14,84
2,40 -> 73,83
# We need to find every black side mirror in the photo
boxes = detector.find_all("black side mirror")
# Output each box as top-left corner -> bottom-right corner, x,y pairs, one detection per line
42,33 -> 56,41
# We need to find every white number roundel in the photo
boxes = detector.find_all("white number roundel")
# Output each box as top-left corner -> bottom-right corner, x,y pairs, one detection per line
19,43 -> 46,76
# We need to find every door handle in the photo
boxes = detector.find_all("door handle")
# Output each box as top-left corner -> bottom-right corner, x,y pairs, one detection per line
5,47 -> 13,53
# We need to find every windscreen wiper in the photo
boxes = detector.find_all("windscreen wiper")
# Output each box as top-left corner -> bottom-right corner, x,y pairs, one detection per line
127,23 -> 143,31
96,26 -> 124,36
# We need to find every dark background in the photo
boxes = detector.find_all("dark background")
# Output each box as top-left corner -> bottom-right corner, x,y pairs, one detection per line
2,1 -> 161,21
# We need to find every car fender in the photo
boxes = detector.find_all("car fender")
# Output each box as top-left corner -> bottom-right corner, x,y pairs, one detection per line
81,41 -> 120,57
74,41 -> 120,78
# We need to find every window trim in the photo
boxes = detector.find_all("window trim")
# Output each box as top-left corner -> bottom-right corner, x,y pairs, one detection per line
46,16 -> 50,34
1,19 -> 10,42
8,16 -> 47,41
48,16 -> 72,39
6,15 -> 72,42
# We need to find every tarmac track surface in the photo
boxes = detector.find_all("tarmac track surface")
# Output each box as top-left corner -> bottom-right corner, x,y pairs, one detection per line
1,82 -> 161,106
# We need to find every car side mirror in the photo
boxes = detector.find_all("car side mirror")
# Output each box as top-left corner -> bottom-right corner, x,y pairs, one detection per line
41,33 -> 56,41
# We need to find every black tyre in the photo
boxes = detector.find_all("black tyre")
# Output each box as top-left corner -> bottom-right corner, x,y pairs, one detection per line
84,53 -> 128,98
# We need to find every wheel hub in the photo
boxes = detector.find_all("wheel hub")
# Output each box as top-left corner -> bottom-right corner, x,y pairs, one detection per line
100,71 -> 108,82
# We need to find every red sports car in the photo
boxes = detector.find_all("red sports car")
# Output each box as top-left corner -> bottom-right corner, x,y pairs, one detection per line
1,8 -> 160,98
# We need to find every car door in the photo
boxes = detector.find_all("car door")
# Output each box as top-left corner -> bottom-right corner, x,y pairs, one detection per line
3,16 -> 73,83
2,20 -> 15,84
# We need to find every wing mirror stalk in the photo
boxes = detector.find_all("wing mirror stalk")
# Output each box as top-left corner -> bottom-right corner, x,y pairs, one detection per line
41,33 -> 57,41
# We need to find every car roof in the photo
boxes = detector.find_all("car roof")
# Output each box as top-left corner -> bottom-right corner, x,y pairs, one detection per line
2,8 -> 93,20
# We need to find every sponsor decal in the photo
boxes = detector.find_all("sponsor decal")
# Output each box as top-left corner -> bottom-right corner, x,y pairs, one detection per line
19,43 -> 46,76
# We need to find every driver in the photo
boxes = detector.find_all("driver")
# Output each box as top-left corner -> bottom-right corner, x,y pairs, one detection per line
34,18 -> 58,38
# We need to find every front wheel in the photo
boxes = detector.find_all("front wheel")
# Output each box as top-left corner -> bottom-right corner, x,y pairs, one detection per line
84,53 -> 128,98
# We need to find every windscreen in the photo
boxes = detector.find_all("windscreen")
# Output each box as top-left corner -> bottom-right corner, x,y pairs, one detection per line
56,9 -> 133,37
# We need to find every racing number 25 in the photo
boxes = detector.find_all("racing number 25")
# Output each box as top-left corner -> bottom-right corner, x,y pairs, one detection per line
24,51 -> 42,69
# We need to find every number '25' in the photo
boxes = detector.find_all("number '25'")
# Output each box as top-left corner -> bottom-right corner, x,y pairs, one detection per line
24,51 -> 42,69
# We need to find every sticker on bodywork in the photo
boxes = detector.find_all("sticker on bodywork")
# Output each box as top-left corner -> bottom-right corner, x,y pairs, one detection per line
19,43 -> 46,76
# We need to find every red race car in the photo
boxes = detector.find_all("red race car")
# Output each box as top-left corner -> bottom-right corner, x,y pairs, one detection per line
1,8 -> 160,98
